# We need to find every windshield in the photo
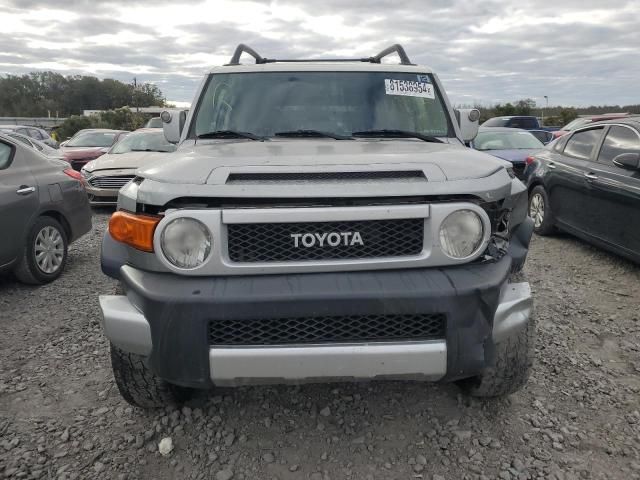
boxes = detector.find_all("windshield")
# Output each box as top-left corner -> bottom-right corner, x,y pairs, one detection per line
67,131 -> 118,147
482,117 -> 510,127
192,71 -> 451,138
474,131 -> 543,150
562,118 -> 589,131
110,131 -> 176,154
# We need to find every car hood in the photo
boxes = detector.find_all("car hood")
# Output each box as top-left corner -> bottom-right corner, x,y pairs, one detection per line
482,148 -> 541,164
85,151 -> 169,172
61,146 -> 105,159
138,139 -> 510,185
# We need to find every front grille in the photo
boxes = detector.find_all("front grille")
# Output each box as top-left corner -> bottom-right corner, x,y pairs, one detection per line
227,218 -> 424,262
208,313 -> 446,346
88,175 -> 135,189
226,171 -> 425,183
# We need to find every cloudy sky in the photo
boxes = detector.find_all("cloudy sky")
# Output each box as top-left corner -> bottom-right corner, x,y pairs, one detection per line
1,0 -> 639,107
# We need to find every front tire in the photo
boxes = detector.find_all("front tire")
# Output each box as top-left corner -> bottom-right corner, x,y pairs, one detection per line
110,344 -> 193,408
528,185 -> 555,236
458,271 -> 535,397
14,216 -> 68,285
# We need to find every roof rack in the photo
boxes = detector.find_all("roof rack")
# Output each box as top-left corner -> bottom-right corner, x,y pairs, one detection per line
226,43 -> 414,66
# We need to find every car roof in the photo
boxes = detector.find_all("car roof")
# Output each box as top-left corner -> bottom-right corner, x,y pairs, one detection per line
586,116 -> 640,128
209,62 -> 434,74
0,125 -> 44,130
478,126 -> 530,133
75,128 -> 128,134
131,128 -> 163,133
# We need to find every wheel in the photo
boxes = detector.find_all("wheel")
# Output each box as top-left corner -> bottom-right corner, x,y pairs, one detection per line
110,343 -> 194,408
458,271 -> 535,397
528,185 -> 555,235
14,216 -> 68,285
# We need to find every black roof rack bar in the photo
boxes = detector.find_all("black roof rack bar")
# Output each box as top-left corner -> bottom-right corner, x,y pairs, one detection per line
226,43 -> 413,66
371,44 -> 413,65
228,44 -> 265,65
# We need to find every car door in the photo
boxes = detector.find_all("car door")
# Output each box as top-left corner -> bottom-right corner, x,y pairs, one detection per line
0,140 -> 39,267
586,124 -> 640,256
545,126 -> 605,235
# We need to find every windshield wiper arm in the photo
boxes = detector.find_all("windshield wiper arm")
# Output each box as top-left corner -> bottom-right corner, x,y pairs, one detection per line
351,129 -> 443,143
197,130 -> 266,141
274,130 -> 353,140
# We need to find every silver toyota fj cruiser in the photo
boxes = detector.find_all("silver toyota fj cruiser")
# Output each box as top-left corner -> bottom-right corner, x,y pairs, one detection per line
99,44 -> 534,408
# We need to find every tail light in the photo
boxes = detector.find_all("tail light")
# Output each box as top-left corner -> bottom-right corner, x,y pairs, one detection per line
525,156 -> 535,166
109,211 -> 161,252
64,168 -> 82,180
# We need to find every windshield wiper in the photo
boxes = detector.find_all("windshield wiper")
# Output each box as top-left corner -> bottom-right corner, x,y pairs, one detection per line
197,130 -> 266,141
274,130 -> 353,140
352,129 -> 443,143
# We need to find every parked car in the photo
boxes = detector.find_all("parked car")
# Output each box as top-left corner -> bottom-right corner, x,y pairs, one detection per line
60,129 -> 128,171
0,133 -> 92,284
552,113 -> 630,139
2,131 -> 64,160
526,117 -> 640,263
481,116 -> 558,132
0,125 -> 58,148
81,129 -> 176,205
471,127 -> 544,180
98,43 -> 534,408
144,117 -> 163,128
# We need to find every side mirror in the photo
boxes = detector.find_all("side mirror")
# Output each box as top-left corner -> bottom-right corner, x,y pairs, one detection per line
455,108 -> 480,143
612,152 -> 640,170
161,109 -> 187,144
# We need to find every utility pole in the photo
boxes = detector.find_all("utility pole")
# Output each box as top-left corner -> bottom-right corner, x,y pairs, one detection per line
542,95 -> 549,125
132,77 -> 139,112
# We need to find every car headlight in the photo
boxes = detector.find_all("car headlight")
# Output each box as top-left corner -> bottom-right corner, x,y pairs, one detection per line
439,210 -> 484,259
160,218 -> 212,268
80,167 -> 91,179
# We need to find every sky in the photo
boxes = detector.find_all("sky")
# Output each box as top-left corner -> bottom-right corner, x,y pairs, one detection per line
1,0 -> 639,108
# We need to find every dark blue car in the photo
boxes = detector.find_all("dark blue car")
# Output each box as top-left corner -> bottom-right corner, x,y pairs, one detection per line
471,127 -> 544,180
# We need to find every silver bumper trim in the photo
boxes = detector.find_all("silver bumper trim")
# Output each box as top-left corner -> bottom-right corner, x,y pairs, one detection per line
208,341 -> 447,386
492,282 -> 533,343
99,295 -> 152,355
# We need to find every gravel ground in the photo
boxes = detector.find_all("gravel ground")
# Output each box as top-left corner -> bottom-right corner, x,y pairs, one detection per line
1,210 -> 639,480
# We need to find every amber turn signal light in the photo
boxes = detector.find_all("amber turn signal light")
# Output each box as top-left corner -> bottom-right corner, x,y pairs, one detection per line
109,211 -> 160,252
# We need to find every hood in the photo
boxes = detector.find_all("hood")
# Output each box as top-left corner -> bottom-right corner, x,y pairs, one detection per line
85,151 -> 170,172
61,146 -> 105,160
483,148 -> 541,164
138,139 -> 510,185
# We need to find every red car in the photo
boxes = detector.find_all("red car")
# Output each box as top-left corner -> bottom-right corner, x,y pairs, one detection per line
552,113 -> 629,139
61,129 -> 128,171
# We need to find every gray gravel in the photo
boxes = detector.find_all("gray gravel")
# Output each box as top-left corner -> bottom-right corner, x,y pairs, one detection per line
1,210 -> 639,479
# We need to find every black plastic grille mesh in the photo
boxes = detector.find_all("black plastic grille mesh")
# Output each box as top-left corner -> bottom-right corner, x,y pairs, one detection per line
208,313 -> 446,346
226,171 -> 425,183
227,219 -> 424,262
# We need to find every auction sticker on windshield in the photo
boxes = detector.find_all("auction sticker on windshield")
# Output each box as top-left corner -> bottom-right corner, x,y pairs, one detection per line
384,79 -> 435,99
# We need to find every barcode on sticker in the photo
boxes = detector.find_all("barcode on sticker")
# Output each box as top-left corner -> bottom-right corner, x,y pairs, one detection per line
384,79 -> 435,99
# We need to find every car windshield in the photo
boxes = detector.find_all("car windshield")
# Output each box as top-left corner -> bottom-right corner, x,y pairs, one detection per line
482,117 -> 510,127
562,118 -> 589,131
474,131 -> 543,150
110,131 -> 177,154
66,131 -> 118,147
192,71 -> 451,139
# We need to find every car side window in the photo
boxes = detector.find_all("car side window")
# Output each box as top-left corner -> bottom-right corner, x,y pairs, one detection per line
553,135 -> 570,152
563,128 -> 603,160
522,118 -> 537,129
597,125 -> 640,165
510,118 -> 523,128
0,142 -> 14,170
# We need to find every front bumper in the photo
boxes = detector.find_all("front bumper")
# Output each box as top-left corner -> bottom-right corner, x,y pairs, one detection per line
99,249 -> 532,388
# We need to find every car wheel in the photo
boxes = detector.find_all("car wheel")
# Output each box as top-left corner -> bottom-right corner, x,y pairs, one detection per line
14,216 -> 68,285
457,271 -> 535,397
528,185 -> 555,235
110,343 -> 194,408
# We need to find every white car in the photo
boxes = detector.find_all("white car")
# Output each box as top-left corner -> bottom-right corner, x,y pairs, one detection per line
80,128 -> 176,205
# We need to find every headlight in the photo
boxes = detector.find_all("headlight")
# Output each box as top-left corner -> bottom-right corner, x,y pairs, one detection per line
80,167 -> 91,179
160,218 -> 212,268
439,210 -> 484,259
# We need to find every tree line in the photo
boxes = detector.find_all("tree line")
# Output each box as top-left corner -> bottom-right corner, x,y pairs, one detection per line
0,71 -> 165,117
468,98 -> 640,127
